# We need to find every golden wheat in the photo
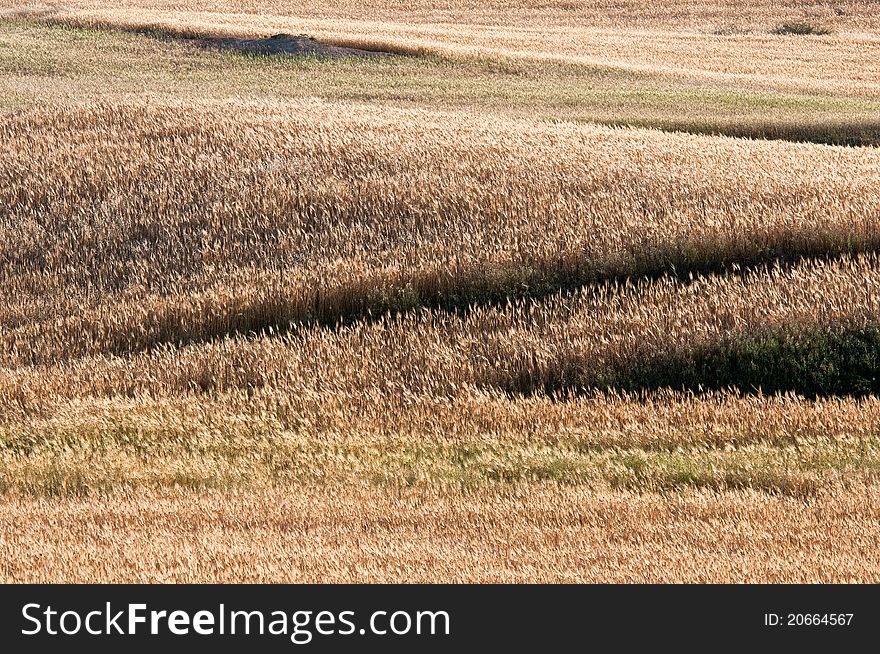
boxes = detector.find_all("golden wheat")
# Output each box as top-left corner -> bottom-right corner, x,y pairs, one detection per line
3,484 -> 880,583
2,101 -> 879,364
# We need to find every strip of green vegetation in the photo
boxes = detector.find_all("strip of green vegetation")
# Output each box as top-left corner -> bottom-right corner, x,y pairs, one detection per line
1,428 -> 878,497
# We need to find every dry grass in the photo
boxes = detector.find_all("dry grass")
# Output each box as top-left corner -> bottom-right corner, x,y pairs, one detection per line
2,2 -> 880,583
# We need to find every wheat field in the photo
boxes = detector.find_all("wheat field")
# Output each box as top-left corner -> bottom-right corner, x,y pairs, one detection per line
1,0 -> 880,583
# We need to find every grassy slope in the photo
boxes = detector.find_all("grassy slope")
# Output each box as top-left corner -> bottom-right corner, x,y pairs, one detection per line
2,21 -> 879,145
22,3 -> 880,96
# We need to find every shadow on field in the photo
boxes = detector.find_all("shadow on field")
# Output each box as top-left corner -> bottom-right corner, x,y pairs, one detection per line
39,18 -> 403,59
92,243 -> 880,361
491,325 -> 880,399
593,118 -> 880,148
